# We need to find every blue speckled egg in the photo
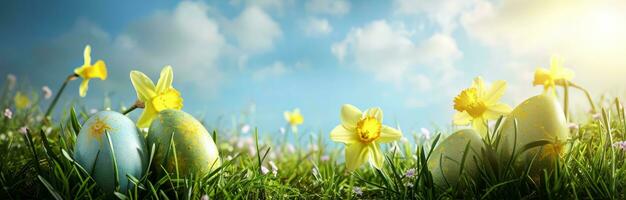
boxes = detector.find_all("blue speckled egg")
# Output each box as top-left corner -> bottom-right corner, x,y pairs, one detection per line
74,111 -> 146,193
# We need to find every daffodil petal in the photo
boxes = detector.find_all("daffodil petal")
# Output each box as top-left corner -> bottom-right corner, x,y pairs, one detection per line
483,103 -> 512,120
453,112 -> 471,125
345,142 -> 369,171
341,104 -> 362,130
130,71 -> 156,102
472,76 -> 485,96
330,125 -> 359,144
533,68 -> 551,86
366,107 -> 383,123
284,111 -> 291,122
137,102 -> 158,128
79,79 -> 89,97
155,66 -> 173,93
377,125 -> 402,143
83,45 -> 91,66
93,60 -> 107,80
472,118 -> 488,137
368,143 -> 384,169
484,80 -> 506,104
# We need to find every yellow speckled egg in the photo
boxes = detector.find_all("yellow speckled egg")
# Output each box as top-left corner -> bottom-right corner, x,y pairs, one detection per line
428,129 -> 484,187
147,109 -> 221,177
497,94 -> 569,176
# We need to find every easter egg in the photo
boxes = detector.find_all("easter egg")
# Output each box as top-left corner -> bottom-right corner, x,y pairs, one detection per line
497,94 -> 569,176
428,129 -> 484,187
74,111 -> 146,192
147,109 -> 221,177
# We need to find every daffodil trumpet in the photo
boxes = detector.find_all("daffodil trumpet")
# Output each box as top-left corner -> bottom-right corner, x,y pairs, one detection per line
129,66 -> 183,128
330,104 -> 402,171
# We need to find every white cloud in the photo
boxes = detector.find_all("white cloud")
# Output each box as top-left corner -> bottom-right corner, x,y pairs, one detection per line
252,61 -> 289,80
229,0 -> 293,13
25,1 -> 286,98
461,0 -> 626,94
226,6 -> 283,53
117,1 -> 226,91
306,0 -> 350,16
331,20 -> 461,87
303,17 -> 333,36
393,0 -> 478,33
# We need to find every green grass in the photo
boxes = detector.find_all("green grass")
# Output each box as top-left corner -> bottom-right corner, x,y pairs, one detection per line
1,83 -> 626,199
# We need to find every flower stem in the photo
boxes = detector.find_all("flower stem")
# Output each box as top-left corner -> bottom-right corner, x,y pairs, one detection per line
568,81 -> 597,114
44,74 -> 78,119
122,100 -> 144,115
563,81 -> 569,122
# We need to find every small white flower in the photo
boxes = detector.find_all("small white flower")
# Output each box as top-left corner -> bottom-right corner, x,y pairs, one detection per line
18,126 -> 28,135
568,123 -> 579,133
308,144 -> 319,152
592,113 -> 601,120
89,109 -> 98,114
200,194 -> 209,200
405,182 -> 414,188
400,137 -> 409,143
312,167 -> 320,176
241,124 -> 251,134
286,143 -> 296,153
269,161 -> 278,176
261,166 -> 270,175
3,108 -> 12,119
421,128 -> 431,140
225,155 -> 233,161
279,127 -> 286,135
42,86 -> 52,99
352,187 -> 363,196
320,155 -> 330,162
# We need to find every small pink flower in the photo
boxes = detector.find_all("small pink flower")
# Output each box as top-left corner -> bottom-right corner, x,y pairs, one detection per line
18,126 -> 28,135
241,124 -> 251,134
320,155 -> 330,161
261,166 -> 270,175
613,141 -> 626,151
3,108 -> 12,119
42,86 -> 53,99
405,168 -> 416,178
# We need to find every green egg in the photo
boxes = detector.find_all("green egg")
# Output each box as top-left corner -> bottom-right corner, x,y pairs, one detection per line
74,111 -> 146,193
428,129 -> 484,187
497,94 -> 569,177
147,109 -> 221,177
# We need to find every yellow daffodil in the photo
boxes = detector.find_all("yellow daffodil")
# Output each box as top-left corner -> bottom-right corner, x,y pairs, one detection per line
330,104 -> 402,171
130,66 -> 183,128
73,45 -> 107,97
533,56 -> 574,92
14,92 -> 30,109
453,77 -> 512,136
284,108 -> 304,133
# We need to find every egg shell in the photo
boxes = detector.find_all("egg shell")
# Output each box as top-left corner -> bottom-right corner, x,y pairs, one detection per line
74,111 -> 146,192
147,109 -> 221,177
428,129 -> 484,187
497,94 -> 569,176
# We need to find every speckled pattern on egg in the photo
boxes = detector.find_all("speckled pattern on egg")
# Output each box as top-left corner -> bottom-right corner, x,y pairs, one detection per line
147,109 -> 221,177
74,111 -> 146,193
497,94 -> 569,176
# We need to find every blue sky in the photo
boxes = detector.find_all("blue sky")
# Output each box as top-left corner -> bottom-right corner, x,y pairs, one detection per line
2,0 -> 626,137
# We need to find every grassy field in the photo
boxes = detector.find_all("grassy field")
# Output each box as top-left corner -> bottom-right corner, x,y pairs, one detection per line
1,80 -> 626,200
